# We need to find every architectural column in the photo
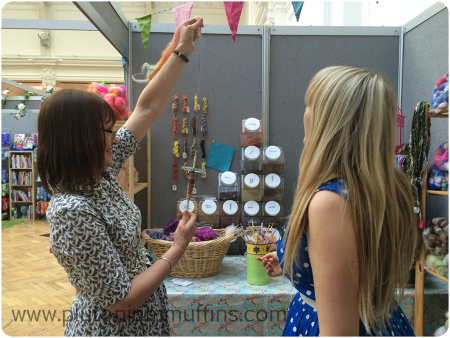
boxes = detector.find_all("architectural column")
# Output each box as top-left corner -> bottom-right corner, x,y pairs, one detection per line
41,68 -> 56,90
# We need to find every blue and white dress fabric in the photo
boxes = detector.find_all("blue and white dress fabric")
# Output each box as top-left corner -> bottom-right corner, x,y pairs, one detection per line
277,177 -> 415,336
48,127 -> 170,336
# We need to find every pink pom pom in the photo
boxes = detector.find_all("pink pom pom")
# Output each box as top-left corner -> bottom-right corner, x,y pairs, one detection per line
114,97 -> 126,111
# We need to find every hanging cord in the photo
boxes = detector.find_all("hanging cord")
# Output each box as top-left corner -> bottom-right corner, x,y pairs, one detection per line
172,94 -> 178,112
173,161 -> 177,180
182,94 -> 188,113
173,141 -> 180,157
192,116 -> 197,136
191,138 -> 197,155
182,117 -> 187,134
201,114 -> 207,136
194,94 -> 199,113
200,138 -> 206,179
182,138 -> 187,158
183,161 -> 189,178
173,117 -> 177,135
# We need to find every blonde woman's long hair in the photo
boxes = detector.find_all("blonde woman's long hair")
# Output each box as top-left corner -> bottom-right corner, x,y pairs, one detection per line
283,66 -> 418,334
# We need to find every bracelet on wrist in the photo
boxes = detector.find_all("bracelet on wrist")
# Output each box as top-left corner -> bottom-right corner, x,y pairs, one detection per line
159,257 -> 173,271
173,49 -> 189,63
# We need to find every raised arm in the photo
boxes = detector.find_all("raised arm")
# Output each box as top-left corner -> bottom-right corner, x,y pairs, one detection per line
124,17 -> 204,142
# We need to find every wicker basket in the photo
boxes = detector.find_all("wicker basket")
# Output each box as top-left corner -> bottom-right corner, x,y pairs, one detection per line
141,229 -> 235,278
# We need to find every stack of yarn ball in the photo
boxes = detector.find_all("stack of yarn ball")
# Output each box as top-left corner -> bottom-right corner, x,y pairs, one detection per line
423,218 -> 449,277
145,219 -> 221,242
428,142 -> 449,191
87,83 -> 129,121
431,73 -> 449,110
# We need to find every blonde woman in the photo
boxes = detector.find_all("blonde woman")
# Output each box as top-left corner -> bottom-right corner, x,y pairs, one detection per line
257,66 -> 417,336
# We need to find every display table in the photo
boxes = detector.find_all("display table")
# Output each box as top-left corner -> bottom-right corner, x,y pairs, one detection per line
400,274 -> 448,336
165,256 -> 296,336
164,256 -> 448,336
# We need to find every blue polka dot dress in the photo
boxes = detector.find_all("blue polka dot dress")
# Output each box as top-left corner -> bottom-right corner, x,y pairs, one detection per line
277,178 -> 415,336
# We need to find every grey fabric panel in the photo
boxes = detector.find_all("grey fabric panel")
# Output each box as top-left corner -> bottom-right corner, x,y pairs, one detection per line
131,31 -> 262,228
269,35 -> 400,218
2,99 -> 40,136
402,8 -> 449,220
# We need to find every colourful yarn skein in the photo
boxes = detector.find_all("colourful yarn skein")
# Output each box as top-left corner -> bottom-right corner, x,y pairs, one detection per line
173,117 -> 178,135
201,115 -> 207,136
183,161 -> 189,178
172,94 -> 178,112
182,94 -> 188,113
194,94 -> 199,113
182,117 -> 187,135
173,141 -> 180,157
192,116 -> 197,136
202,97 -> 208,114
191,138 -> 197,155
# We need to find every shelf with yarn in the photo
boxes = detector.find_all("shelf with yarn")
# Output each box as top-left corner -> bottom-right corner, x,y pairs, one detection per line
427,107 -> 448,118
414,104 -> 448,336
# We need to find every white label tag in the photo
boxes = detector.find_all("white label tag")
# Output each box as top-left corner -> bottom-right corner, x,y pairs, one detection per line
187,106 -> 190,113
182,152 -> 187,159
192,187 -> 197,194
186,127 -> 188,134
414,207 -> 420,214
172,184 -> 177,191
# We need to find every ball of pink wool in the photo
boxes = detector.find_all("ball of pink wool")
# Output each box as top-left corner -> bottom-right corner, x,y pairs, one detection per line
195,227 -> 220,241
114,97 -> 127,111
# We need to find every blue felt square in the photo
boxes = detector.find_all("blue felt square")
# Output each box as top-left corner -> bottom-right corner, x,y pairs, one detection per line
206,142 -> 235,172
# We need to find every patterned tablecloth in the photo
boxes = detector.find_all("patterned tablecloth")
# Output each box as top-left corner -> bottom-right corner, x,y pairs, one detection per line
165,256 -> 297,336
165,256 -> 448,336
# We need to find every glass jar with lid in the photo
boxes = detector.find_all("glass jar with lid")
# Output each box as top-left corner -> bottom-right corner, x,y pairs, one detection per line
263,173 -> 284,202
241,118 -> 264,147
218,171 -> 240,201
241,173 -> 263,202
177,197 -> 199,219
241,200 -> 262,229
219,200 -> 241,228
262,201 -> 284,230
241,146 -> 262,175
199,197 -> 219,228
262,146 -> 284,175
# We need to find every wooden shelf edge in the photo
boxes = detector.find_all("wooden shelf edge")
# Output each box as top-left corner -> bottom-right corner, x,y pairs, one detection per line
424,268 -> 449,283
427,190 -> 449,196
428,107 -> 448,118
125,182 -> 148,196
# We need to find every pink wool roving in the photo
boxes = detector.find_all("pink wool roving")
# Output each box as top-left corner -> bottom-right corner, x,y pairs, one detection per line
88,83 -> 130,121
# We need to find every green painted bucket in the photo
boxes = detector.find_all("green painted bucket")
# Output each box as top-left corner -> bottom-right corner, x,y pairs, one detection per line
245,243 -> 276,285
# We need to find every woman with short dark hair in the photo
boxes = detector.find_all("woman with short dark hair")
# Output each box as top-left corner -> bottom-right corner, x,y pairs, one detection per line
37,17 -> 203,336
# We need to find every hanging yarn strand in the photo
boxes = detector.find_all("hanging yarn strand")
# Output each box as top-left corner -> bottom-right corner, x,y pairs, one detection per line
172,94 -> 178,112
132,25 -> 181,83
194,94 -> 199,113
173,116 -> 177,135
202,97 -> 208,114
182,117 -> 187,135
192,116 -> 197,136
191,138 -> 197,155
173,161 -> 177,190
173,140 -> 180,157
183,161 -> 189,178
201,114 -> 207,136
182,138 -> 187,159
200,138 -> 207,179
182,94 -> 188,113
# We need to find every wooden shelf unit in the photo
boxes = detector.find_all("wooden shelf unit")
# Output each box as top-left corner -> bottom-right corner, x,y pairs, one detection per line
8,150 -> 36,220
414,105 -> 449,336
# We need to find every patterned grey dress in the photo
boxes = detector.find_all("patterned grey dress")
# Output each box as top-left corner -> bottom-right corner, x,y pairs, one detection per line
48,127 -> 170,336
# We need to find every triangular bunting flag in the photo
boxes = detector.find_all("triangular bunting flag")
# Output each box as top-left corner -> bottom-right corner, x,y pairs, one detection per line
173,2 -> 195,27
224,1 -> 244,42
136,13 -> 152,52
292,2 -> 304,22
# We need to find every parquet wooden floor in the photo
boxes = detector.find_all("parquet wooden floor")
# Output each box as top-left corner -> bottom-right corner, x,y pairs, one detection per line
2,220 -> 74,336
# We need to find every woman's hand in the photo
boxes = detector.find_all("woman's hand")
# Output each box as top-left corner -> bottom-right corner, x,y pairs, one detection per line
256,252 -> 283,277
173,210 -> 197,251
176,17 -> 204,58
